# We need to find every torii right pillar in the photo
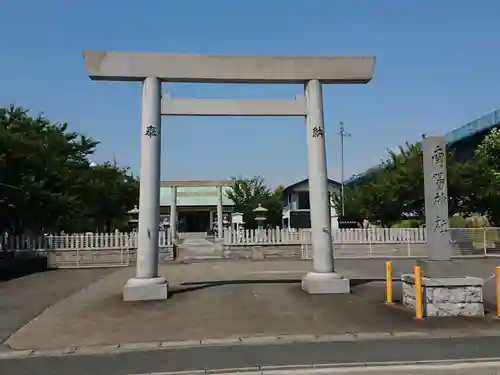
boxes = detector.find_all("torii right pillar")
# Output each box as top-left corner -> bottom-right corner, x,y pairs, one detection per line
301,79 -> 350,294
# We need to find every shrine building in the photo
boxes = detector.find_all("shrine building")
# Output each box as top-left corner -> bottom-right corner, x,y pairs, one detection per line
159,180 -> 235,233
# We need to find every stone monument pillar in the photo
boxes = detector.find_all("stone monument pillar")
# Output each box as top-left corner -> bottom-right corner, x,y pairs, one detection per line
402,136 -> 483,316
422,136 -> 453,268
123,77 -> 168,301
301,79 -> 350,294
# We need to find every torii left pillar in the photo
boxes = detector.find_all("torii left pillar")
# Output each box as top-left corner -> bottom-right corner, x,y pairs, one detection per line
123,77 -> 168,301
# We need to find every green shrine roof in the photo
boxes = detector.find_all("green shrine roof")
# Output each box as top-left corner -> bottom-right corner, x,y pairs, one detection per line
160,185 -> 234,207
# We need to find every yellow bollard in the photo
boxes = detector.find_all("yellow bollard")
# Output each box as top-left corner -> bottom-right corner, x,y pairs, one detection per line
385,261 -> 393,304
414,266 -> 423,320
496,267 -> 500,318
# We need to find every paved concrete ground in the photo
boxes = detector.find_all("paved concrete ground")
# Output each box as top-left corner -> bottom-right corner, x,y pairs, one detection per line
178,237 -> 221,260
0,268 -> 114,345
3,336 -> 500,375
4,259 -> 500,350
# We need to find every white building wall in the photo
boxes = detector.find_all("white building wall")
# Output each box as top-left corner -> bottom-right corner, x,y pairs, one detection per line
289,192 -> 299,210
330,204 -> 339,229
285,180 -> 340,229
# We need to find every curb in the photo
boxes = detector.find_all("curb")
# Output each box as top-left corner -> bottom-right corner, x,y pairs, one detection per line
122,358 -> 500,374
2,329 -> 500,360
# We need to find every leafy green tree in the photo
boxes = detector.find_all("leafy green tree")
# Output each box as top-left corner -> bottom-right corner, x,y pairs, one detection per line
364,168 -> 402,226
0,105 -> 138,234
331,185 -> 368,226
469,128 -> 500,225
337,143 -> 423,227
446,153 -> 476,216
336,140 -> 473,226
262,184 -> 285,228
77,163 -> 139,232
226,176 -> 285,229
385,142 -> 425,218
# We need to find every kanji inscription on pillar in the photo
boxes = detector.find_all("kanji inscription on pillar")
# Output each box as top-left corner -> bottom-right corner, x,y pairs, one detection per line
144,125 -> 157,138
434,215 -> 447,234
423,136 -> 452,261
312,126 -> 324,138
431,143 -> 445,168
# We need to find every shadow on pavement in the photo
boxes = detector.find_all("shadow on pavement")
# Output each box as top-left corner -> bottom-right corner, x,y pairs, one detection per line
171,278 -> 375,296
0,254 -> 50,281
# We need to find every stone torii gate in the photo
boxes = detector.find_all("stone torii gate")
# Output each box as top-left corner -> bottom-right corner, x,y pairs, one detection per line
82,51 -> 375,301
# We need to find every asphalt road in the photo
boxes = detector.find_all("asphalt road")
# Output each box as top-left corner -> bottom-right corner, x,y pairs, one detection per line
2,336 -> 500,375
267,361 -> 500,375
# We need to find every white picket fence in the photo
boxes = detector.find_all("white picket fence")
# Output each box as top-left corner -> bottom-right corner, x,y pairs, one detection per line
223,227 -> 427,245
300,227 -> 500,259
3,227 -> 494,250
1,231 -> 173,252
223,228 -> 302,245
1,231 -> 174,268
3,227 -> 500,267
223,227 -> 500,259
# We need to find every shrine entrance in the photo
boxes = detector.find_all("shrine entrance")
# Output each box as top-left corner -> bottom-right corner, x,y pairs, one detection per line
82,50 -> 375,301
178,210 -> 210,233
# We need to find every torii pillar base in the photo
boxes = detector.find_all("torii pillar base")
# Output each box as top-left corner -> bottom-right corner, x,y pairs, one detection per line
301,272 -> 350,294
123,277 -> 168,302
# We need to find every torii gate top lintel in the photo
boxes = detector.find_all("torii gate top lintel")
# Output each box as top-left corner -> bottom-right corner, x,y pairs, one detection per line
82,51 -> 375,84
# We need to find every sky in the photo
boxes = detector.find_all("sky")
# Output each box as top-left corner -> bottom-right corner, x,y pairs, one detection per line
2,0 -> 500,188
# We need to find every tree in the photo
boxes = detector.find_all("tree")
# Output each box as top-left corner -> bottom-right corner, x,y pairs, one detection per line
0,105 -> 138,234
469,128 -> 500,225
331,185 -> 369,226
385,142 -> 425,218
262,184 -> 285,228
335,140 -> 472,226
334,143 -> 423,227
226,176 -> 285,229
77,163 -> 139,232
446,152 -> 476,216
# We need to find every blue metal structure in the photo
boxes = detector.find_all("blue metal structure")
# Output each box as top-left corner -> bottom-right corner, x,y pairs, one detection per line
346,108 -> 500,186
445,108 -> 500,145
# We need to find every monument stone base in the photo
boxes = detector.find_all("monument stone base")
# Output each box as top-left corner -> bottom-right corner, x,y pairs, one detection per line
301,272 -> 350,294
123,276 -> 169,302
401,274 -> 484,317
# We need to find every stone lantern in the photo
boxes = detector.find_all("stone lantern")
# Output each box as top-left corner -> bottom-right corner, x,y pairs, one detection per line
159,217 -> 170,231
127,205 -> 139,231
223,214 -> 231,229
253,204 -> 268,230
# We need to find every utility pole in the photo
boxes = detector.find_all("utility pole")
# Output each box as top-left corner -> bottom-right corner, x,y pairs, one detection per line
337,121 -> 351,216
